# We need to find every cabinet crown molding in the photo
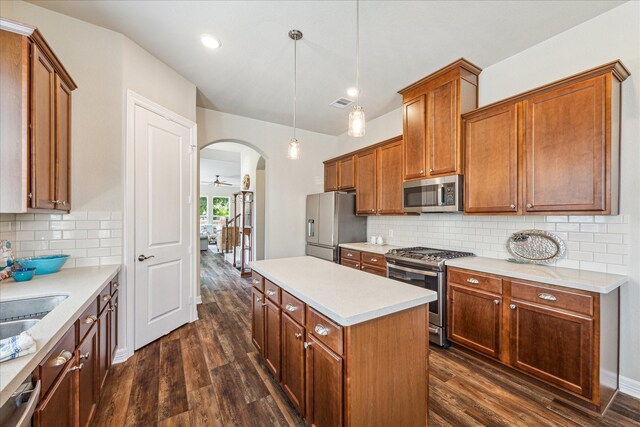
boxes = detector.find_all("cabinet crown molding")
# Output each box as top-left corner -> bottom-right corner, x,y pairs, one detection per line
398,57 -> 482,95
323,135 -> 402,164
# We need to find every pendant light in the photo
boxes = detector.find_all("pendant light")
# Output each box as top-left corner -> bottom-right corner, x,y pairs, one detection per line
288,29 -> 303,160
348,0 -> 365,137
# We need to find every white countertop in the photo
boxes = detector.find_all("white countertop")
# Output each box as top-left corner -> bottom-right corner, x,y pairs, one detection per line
0,265 -> 121,406
250,256 -> 436,327
445,257 -> 626,294
339,242 -> 401,255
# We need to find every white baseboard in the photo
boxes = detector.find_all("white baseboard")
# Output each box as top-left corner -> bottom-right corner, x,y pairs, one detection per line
196,295 -> 202,304
620,375 -> 640,399
111,348 -> 130,365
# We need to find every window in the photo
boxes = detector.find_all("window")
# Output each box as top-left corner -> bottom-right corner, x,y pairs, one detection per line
212,196 -> 230,220
199,196 -> 208,224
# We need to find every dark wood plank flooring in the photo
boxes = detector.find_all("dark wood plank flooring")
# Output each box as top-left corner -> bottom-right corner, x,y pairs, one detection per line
93,251 -> 639,426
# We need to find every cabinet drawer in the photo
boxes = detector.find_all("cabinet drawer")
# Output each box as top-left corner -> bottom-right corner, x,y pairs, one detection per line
307,307 -> 343,356
38,324 -> 76,398
448,268 -> 503,294
265,279 -> 281,304
98,284 -> 112,314
341,248 -> 361,261
282,291 -> 305,326
77,300 -> 98,344
511,281 -> 594,316
361,251 -> 386,268
361,265 -> 386,277
251,271 -> 264,292
340,258 -> 360,270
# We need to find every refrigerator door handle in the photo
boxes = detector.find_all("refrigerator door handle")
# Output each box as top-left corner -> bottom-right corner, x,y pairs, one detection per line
307,219 -> 315,237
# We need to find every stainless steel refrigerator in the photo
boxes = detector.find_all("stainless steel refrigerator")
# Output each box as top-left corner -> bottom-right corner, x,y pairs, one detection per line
305,192 -> 367,262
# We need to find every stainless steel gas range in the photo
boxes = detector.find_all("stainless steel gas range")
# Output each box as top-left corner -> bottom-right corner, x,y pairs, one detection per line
385,247 -> 474,347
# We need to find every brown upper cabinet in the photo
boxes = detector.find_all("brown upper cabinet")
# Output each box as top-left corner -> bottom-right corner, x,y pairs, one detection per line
337,155 -> 356,190
0,19 -> 77,213
399,59 -> 481,181
324,160 -> 338,192
355,149 -> 377,215
463,61 -> 629,215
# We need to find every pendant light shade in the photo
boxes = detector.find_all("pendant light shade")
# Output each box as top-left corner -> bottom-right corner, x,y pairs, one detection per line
288,29 -> 303,160
348,0 -> 365,137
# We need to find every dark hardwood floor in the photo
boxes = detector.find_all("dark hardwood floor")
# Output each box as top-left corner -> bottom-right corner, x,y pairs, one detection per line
93,251 -> 639,426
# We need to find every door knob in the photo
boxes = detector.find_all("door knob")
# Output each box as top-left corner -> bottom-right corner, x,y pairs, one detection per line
138,254 -> 155,262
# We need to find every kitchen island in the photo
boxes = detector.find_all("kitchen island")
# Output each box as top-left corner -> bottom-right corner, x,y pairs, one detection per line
250,256 -> 437,427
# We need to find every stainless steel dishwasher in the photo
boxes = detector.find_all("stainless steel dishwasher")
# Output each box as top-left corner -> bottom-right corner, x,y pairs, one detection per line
0,375 -> 41,427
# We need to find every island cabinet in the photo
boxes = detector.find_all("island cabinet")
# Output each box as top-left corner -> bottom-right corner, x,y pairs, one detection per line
250,268 -> 430,427
462,61 -> 630,215
0,19 -> 77,213
447,267 -> 619,414
399,58 -> 481,181
33,277 -> 120,427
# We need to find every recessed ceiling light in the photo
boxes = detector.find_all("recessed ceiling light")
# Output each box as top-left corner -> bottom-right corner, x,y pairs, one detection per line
347,87 -> 359,97
200,34 -> 221,49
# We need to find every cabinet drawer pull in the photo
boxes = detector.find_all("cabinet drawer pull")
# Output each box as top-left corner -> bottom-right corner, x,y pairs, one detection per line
370,258 -> 378,262
102,295 -> 111,302
285,303 -> 298,312
84,315 -> 97,325
510,304 -> 517,310
510,204 -> 516,209
79,352 -> 90,360
255,296 -> 262,303
69,363 -> 83,372
526,203 -> 533,208
538,293 -> 557,301
266,289 -> 276,297
304,342 -> 312,349
252,279 -> 260,285
294,333 -> 302,340
52,350 -> 73,366
346,253 -> 353,257
466,278 -> 479,284
314,324 -> 330,336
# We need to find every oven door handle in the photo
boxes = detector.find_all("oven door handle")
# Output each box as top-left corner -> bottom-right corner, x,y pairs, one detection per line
388,264 -> 439,277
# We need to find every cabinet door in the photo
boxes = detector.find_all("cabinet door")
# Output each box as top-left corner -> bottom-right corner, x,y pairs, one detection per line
377,139 -> 404,214
324,161 -> 338,192
251,287 -> 265,354
448,284 -> 502,359
110,293 -> 118,365
427,79 -> 459,176
403,95 -> 427,180
264,298 -> 281,380
509,300 -> 594,398
54,75 -> 71,211
30,44 -> 56,210
98,306 -> 110,389
281,314 -> 305,414
337,156 -> 355,190
305,335 -> 343,427
355,149 -> 376,215
78,324 -> 98,427
34,361 -> 76,427
524,76 -> 606,213
464,104 -> 519,213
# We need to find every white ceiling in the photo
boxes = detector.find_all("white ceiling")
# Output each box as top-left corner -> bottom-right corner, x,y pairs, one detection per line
29,0 -> 625,135
200,147 -> 241,187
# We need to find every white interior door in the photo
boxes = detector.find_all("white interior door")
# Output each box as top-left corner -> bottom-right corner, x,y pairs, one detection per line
133,104 -> 193,350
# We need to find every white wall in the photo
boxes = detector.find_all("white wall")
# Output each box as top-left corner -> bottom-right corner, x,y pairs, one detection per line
197,107 -> 339,259
335,1 -> 640,386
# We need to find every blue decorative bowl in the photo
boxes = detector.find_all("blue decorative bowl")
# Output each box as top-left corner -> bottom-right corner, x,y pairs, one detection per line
12,267 -> 36,282
16,255 -> 70,275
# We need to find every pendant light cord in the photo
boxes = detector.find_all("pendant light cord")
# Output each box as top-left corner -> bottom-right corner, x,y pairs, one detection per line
293,36 -> 297,139
355,0 -> 360,106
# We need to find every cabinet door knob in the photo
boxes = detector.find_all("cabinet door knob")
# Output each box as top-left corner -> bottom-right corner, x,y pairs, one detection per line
303,342 -> 313,349
420,170 -> 424,174
112,282 -> 119,289
255,296 -> 262,303
314,324 -> 330,336
510,204 -> 516,209
526,203 -> 533,209
510,304 -> 517,310
294,333 -> 302,340
494,300 -> 500,305
285,303 -> 298,312
429,168 -> 434,173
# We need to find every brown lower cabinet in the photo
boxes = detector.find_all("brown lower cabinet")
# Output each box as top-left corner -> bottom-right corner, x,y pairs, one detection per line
33,277 -> 119,426
251,271 -> 428,427
447,267 -> 619,413
339,248 -> 387,277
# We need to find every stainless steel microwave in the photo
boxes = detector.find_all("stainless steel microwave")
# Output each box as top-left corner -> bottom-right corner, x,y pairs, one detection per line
402,175 -> 463,213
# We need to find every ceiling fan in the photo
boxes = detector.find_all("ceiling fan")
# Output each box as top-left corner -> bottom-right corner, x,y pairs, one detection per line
212,175 -> 232,187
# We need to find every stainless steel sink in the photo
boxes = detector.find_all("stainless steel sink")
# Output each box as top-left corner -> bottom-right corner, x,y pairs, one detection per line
0,319 -> 40,341
0,295 -> 68,322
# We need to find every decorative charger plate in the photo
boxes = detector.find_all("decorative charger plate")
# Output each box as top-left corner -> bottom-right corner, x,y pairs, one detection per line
506,230 -> 566,264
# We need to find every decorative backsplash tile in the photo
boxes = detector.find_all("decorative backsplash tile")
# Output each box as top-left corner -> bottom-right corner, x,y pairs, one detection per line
10,211 -> 123,268
368,214 -> 630,276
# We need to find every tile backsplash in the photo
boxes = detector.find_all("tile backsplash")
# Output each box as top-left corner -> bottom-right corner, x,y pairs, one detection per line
7,211 -> 122,268
368,214 -> 630,276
